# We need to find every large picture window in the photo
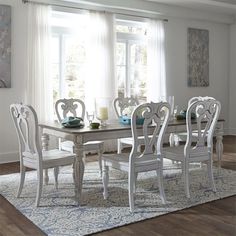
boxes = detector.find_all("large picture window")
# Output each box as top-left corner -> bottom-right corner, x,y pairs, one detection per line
50,11 -> 148,108
50,11 -> 88,105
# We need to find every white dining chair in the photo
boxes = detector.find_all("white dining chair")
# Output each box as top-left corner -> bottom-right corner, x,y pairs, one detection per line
171,96 -> 216,146
163,99 -> 221,198
113,97 -> 139,154
10,103 -> 76,207
102,102 -> 171,212
55,98 -> 104,175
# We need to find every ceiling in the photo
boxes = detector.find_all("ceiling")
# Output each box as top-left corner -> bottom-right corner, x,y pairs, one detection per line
144,0 -> 236,15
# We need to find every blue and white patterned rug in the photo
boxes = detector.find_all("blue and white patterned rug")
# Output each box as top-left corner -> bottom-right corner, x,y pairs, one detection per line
0,160 -> 236,236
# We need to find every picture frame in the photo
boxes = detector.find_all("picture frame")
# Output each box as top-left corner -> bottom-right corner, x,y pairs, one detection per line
187,28 -> 209,87
0,5 -> 11,88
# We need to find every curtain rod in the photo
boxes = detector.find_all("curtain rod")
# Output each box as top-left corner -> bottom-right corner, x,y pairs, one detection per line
22,0 -> 168,22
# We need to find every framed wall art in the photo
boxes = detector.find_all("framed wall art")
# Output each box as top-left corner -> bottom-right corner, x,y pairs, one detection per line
187,28 -> 209,87
0,5 -> 11,88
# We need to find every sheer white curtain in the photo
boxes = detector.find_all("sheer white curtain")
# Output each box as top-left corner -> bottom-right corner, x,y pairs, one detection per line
147,20 -> 166,102
85,11 -> 116,117
26,4 -> 53,123
85,11 -> 116,151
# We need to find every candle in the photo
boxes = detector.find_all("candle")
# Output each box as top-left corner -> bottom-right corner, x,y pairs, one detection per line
98,107 -> 108,120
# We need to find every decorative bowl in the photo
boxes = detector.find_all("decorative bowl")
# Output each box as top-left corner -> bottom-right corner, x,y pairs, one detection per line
90,122 -> 100,129
119,116 -> 145,125
179,110 -> 196,119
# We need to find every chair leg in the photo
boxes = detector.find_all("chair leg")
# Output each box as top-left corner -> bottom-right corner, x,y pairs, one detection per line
54,167 -> 59,190
82,152 -> 86,165
169,133 -> 175,147
174,136 -> 180,147
133,173 -> 138,192
35,168 -> 43,207
128,168 -> 135,213
98,147 -> 103,177
44,169 -> 49,185
183,160 -> 190,198
102,165 -> 109,200
117,139 -> 122,154
169,134 -> 176,165
157,167 -> 166,204
72,161 -> 76,183
17,164 -> 26,198
137,145 -> 141,153
207,159 -> 216,192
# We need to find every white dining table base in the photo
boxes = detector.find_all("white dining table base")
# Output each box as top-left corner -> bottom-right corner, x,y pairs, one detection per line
39,119 -> 224,204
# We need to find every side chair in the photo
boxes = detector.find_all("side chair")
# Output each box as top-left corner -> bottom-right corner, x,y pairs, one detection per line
171,96 -> 216,146
55,98 -> 104,175
10,103 -> 75,206
163,99 -> 221,198
113,96 -> 139,153
102,101 -> 171,212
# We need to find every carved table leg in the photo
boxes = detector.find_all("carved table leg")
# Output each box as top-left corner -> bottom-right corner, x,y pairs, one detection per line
74,136 -> 85,204
41,133 -> 49,185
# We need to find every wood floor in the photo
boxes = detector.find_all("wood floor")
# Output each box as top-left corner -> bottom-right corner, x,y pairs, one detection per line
0,136 -> 235,236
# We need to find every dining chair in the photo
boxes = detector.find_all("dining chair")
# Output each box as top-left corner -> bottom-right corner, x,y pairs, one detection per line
171,96 -> 216,146
55,98 -> 104,175
102,101 -> 171,212
10,103 -> 75,207
113,97 -> 139,153
163,99 -> 221,198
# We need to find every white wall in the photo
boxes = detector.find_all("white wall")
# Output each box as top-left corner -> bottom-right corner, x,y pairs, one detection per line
0,0 -> 27,163
0,0 -> 232,163
165,18 -> 230,129
229,24 -> 236,135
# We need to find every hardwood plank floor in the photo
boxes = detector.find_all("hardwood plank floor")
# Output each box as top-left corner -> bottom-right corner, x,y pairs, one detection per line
0,136 -> 235,236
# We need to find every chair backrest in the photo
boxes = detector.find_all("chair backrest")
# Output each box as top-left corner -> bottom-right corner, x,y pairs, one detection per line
113,97 -> 139,118
10,104 -> 42,161
188,96 -> 215,106
55,98 -> 86,122
130,102 -> 170,159
185,99 -> 221,154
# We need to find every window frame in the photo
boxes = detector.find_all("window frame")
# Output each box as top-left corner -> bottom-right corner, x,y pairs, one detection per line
50,11 -> 148,104
51,11 -> 88,101
116,19 -> 147,100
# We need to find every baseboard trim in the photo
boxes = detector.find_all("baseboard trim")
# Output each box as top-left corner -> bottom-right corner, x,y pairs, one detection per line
227,128 -> 236,136
0,152 -> 19,164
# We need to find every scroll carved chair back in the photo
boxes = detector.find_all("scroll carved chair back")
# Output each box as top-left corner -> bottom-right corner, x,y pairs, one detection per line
55,98 -> 86,122
184,99 -> 221,156
130,102 -> 170,159
172,96 -> 217,147
10,103 -> 41,162
188,96 -> 215,107
113,97 -> 139,118
112,97 -> 139,154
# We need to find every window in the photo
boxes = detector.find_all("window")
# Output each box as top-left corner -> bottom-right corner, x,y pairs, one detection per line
50,11 -> 88,106
50,11 -> 148,109
116,19 -> 147,103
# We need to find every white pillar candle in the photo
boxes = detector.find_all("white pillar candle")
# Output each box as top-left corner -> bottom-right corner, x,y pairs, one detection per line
98,107 -> 108,120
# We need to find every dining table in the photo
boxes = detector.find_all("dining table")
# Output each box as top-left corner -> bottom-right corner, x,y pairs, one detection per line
39,118 -> 224,204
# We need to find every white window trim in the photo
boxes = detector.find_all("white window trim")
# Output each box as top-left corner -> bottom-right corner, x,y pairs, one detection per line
116,19 -> 147,99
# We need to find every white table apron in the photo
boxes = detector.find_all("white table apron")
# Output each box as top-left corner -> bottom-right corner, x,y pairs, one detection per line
39,119 -> 224,204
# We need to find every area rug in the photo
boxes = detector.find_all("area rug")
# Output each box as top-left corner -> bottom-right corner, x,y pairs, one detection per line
0,160 -> 236,236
